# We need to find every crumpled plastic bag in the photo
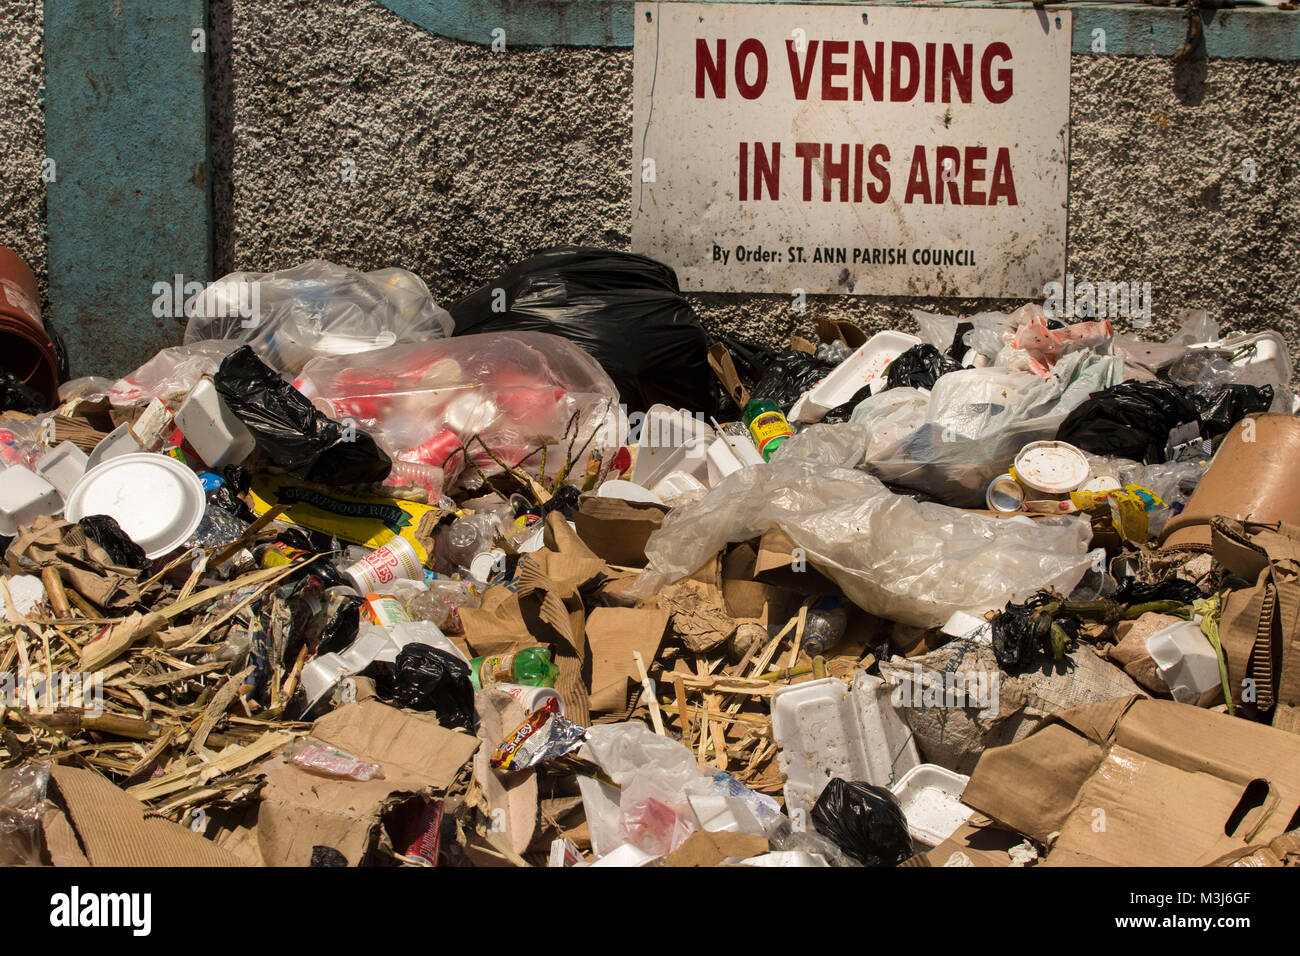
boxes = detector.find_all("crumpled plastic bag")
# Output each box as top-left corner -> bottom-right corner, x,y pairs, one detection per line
110,339 -> 241,406
851,348 -> 1123,506
214,345 -> 392,487
881,344 -> 963,392
0,763 -> 51,866
295,330 -> 621,492
1056,380 -> 1200,463
448,246 -> 711,416
632,425 -> 1094,628
183,259 -> 452,376
810,778 -> 913,867
387,644 -> 475,730
879,640 -> 1148,774
577,722 -> 705,858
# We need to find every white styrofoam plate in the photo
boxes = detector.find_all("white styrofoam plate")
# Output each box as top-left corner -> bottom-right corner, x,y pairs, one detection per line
64,452 -> 206,559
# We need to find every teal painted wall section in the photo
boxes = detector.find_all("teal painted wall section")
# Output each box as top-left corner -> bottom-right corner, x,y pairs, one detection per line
44,0 -> 212,378
378,0 -> 1300,59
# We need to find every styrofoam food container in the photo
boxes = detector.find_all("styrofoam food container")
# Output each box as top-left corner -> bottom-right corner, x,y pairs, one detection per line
1013,440 -> 1090,495
0,465 -> 68,536
629,404 -> 715,485
85,422 -> 143,471
650,470 -> 708,505
706,434 -> 764,484
63,453 -> 206,559
770,672 -> 919,817
174,378 -> 256,470
34,441 -> 89,499
638,436 -> 712,490
300,652 -> 348,711
596,479 -> 663,505
1146,617 -> 1220,705
889,763 -> 974,848
1192,331 -> 1290,391
789,331 -> 922,423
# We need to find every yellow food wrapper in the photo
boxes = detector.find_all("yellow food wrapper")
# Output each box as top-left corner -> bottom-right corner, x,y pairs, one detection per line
250,474 -> 450,556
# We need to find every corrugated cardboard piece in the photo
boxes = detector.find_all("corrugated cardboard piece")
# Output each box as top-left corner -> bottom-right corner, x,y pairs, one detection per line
49,765 -> 243,866
1213,519 -> 1300,730
962,696 -> 1300,867
223,700 -> 479,867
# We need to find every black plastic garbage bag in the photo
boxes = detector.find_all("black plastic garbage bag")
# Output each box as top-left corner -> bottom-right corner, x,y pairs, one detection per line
1056,380 -> 1200,463
1114,577 -> 1203,607
448,247 -> 712,415
214,345 -> 390,486
388,644 -> 475,730
883,344 -> 963,392
810,778 -> 914,867
0,369 -> 46,415
991,601 -> 1047,672
79,515 -> 149,570
1189,383 -> 1273,438
751,350 -> 836,414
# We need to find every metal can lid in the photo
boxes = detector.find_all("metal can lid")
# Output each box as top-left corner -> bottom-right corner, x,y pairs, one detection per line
986,473 -> 1026,513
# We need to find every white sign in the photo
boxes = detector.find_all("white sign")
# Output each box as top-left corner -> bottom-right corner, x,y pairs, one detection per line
632,2 -> 1072,297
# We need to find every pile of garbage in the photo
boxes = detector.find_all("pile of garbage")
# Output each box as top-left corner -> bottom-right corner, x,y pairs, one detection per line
1,246 -> 1298,868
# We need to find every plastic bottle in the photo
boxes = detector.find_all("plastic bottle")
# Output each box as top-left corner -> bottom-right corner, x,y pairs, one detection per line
468,646 -> 559,691
801,596 -> 848,657
743,399 -> 795,462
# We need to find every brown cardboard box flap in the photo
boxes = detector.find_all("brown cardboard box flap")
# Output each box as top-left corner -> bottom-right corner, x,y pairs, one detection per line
49,765 -> 243,867
474,689 -> 537,855
572,496 -> 668,568
311,699 -> 479,789
753,528 -> 839,594
962,697 -> 1300,866
586,606 -> 671,713
662,830 -> 768,867
922,815 -> 1034,868
253,766 -> 421,867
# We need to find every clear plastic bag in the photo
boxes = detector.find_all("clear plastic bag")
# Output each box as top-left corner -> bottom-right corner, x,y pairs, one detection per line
110,340 -> 241,406
183,260 -> 453,376
295,331 -> 622,492
286,739 -> 384,781
850,348 -> 1123,506
0,762 -> 50,866
633,425 -> 1094,629
578,722 -> 704,859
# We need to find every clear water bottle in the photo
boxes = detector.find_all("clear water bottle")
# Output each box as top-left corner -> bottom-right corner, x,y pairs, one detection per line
801,596 -> 848,657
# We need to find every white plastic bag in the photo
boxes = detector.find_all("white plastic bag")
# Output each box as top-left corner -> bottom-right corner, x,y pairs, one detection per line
850,348 -> 1123,506
632,425 -> 1094,629
577,722 -> 703,858
183,260 -> 453,376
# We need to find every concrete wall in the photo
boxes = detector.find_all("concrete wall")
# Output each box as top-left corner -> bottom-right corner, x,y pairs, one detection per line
0,1 -> 47,316
4,0 -> 1298,377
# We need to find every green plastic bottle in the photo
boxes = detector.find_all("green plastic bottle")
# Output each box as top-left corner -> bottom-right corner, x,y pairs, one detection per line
468,646 -> 559,691
743,398 -> 794,461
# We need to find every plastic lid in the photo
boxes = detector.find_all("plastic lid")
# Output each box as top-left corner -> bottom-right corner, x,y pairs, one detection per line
1013,441 -> 1090,494
64,453 -> 206,559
